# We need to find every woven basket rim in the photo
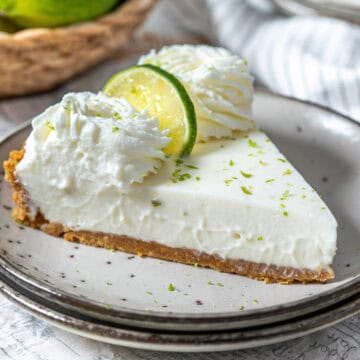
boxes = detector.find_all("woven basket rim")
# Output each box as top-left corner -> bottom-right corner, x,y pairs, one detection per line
0,0 -> 156,40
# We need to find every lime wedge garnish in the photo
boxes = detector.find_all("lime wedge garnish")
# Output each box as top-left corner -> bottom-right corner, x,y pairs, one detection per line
103,64 -> 197,157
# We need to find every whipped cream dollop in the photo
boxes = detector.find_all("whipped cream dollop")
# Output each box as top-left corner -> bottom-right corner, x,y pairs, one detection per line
16,92 -> 170,205
139,44 -> 255,139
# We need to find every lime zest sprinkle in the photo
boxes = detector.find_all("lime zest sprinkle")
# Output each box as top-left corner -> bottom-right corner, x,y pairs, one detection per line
146,291 -> 153,295
239,306 -> 245,311
253,299 -> 259,303
321,206 -> 326,210
195,176 -> 201,181
168,283 -> 176,292
105,304 -> 112,310
224,179 -> 232,186
265,138 -> 271,143
240,170 -> 253,178
277,158 -> 287,163
185,164 -> 198,169
283,169 -> 292,176
283,211 -> 289,217
280,190 -> 290,201
208,281 -> 214,285
45,120 -> 55,131
131,113 -> 138,119
171,169 -> 191,183
106,281 -> 112,286
112,112 -> 123,120
280,203 -> 286,208
265,178 -> 275,183
176,159 -> 184,166
151,200 -> 162,207
301,194 -> 307,199
208,65 -> 215,70
241,186 -> 253,195
259,160 -> 267,166
248,139 -> 258,148
257,236 -> 263,241
14,218 -> 26,225
229,160 -> 235,167
217,282 -> 224,287
112,127 -> 120,133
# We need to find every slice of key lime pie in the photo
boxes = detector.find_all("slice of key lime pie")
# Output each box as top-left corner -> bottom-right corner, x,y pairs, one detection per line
4,45 -> 337,283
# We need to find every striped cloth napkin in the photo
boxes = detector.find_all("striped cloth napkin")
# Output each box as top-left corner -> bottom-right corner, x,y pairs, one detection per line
145,0 -> 360,122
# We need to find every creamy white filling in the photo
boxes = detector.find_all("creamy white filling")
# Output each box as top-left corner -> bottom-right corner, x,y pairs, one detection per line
16,128 -> 337,271
139,45 -> 255,139
16,92 -> 170,194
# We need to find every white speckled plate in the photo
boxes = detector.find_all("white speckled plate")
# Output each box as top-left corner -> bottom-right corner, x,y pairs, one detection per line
1,272 -> 360,352
1,91 -> 359,332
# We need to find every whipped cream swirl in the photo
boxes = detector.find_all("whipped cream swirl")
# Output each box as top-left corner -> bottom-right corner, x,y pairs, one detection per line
139,45 -> 255,139
16,92 -> 170,200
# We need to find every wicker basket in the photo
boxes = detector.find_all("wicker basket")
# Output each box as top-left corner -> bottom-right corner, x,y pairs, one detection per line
0,0 -> 156,98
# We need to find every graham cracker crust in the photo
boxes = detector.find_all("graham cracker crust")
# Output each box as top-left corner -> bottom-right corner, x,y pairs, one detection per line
3,147 -> 334,284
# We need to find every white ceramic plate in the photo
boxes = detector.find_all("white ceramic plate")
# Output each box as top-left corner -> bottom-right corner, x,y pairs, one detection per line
1,91 -> 359,331
1,273 -> 359,352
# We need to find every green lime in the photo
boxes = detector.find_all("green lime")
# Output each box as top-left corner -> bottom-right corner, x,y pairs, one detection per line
0,15 -> 19,32
103,64 -> 197,157
0,0 -> 119,28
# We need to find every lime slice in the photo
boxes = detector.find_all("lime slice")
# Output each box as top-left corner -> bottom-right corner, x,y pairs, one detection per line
103,64 -> 197,157
0,0 -> 119,28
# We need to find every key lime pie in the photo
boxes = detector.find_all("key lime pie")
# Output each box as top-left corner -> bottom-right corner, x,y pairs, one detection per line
4,45 -> 337,283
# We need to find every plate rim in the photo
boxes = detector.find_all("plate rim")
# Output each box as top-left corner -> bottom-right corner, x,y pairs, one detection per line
1,271 -> 359,352
1,255 -> 360,331
1,90 -> 360,329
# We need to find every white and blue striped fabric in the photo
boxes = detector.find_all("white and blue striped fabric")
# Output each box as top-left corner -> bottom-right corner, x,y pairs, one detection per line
147,0 -> 360,122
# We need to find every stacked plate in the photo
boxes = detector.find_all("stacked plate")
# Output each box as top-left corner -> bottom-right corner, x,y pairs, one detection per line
1,91 -> 359,352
